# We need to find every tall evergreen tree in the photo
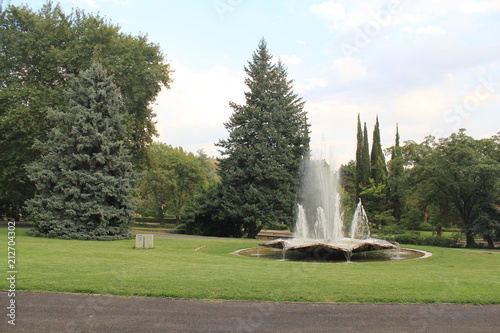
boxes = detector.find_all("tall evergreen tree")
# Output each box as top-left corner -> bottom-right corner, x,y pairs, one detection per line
361,122 -> 371,188
214,39 -> 310,238
355,114 -> 364,199
392,124 -> 401,160
25,64 -> 138,240
370,116 -> 387,184
388,124 -> 405,220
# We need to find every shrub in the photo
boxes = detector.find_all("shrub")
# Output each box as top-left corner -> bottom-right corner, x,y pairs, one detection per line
418,222 -> 434,231
390,234 -> 460,247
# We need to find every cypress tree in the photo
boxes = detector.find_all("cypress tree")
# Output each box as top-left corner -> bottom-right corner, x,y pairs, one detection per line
388,124 -> 405,220
215,39 -> 310,238
361,122 -> 371,187
355,114 -> 364,199
25,63 -> 138,240
370,116 -> 387,184
392,124 -> 401,160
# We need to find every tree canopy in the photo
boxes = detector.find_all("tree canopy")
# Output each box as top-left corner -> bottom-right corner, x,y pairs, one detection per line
403,130 -> 500,247
137,143 -> 210,223
0,2 -> 172,217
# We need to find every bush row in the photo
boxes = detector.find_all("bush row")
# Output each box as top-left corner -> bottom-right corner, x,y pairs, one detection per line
381,234 -> 461,248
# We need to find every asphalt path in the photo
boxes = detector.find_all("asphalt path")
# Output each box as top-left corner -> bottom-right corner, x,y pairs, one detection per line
1,291 -> 499,333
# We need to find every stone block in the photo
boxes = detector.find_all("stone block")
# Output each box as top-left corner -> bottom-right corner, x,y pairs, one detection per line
143,234 -> 154,249
135,234 -> 144,249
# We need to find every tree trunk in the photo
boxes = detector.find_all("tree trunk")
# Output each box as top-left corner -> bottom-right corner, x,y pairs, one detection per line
246,222 -> 263,239
465,233 -> 476,247
158,207 -> 165,225
485,234 -> 495,249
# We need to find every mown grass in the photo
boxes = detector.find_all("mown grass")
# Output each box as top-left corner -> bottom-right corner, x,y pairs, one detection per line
2,229 -> 499,304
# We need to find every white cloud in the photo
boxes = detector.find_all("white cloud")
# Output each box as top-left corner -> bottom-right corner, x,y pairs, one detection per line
458,0 -> 489,13
331,57 -> 367,83
294,78 -> 328,93
280,54 -> 302,65
402,25 -> 447,35
309,1 -> 346,21
153,61 -> 246,156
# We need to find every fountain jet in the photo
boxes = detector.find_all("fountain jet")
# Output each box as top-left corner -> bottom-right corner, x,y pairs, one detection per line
261,156 -> 395,258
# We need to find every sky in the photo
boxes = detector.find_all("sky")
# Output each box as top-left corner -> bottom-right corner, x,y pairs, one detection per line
10,0 -> 500,165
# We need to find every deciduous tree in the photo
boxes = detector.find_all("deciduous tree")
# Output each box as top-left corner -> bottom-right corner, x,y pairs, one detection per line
138,144 -> 208,223
403,130 -> 500,247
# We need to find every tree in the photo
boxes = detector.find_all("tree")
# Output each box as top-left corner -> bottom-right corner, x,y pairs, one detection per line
0,2 -> 172,218
355,114 -> 364,199
138,144 -> 208,223
25,64 -> 138,240
339,160 -> 357,216
212,39 -> 310,238
370,116 -> 387,184
361,122 -> 371,189
387,124 -> 405,221
404,130 -> 500,247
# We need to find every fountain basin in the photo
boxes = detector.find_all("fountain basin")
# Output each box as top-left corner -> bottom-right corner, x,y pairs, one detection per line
234,246 -> 431,262
260,237 -> 396,256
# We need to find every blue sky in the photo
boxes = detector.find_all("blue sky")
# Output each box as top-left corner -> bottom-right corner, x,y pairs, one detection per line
11,0 -> 500,165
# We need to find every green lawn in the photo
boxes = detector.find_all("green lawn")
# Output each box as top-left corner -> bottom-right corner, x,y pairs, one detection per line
2,229 -> 499,304
413,231 -> 459,238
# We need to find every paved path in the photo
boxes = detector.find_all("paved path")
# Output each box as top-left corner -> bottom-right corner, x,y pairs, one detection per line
1,291 -> 499,333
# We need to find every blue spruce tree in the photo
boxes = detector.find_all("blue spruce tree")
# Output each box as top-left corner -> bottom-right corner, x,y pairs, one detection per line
26,63 -> 138,240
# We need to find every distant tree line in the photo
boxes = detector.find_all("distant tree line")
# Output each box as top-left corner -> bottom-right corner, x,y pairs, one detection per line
341,116 -> 500,248
136,143 -> 218,224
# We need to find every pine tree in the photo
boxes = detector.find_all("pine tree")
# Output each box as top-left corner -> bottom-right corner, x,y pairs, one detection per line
25,63 -> 138,240
215,39 -> 310,238
370,116 -> 387,184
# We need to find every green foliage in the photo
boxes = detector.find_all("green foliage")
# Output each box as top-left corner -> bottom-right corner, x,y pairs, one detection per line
184,184 -> 244,237
402,130 -> 500,247
400,200 -> 426,230
204,39 -> 310,238
387,124 -> 405,221
388,234 -> 461,248
354,114 -> 365,198
25,64 -> 138,240
0,2 -> 172,217
418,221 -> 434,231
137,143 -> 209,222
370,116 -> 387,184
359,179 -> 389,228
339,160 -> 357,217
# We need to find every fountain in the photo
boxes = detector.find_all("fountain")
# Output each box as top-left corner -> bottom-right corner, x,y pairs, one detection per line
260,156 -> 396,260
